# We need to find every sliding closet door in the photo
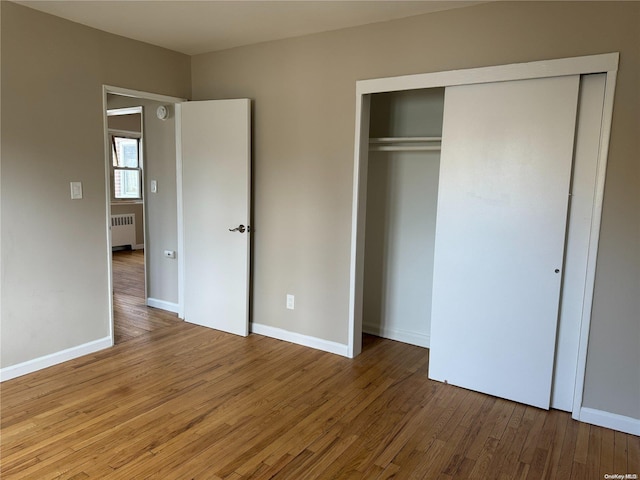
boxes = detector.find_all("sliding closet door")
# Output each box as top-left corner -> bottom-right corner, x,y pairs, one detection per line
429,75 -> 580,409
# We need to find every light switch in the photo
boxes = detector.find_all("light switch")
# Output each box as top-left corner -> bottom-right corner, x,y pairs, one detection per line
70,182 -> 83,199
150,180 -> 158,193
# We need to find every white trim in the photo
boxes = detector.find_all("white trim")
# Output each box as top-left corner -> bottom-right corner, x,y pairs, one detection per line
357,53 -> 619,95
572,68 -> 619,419
363,324 -> 429,348
348,94 -> 370,359
251,323 -> 349,357
111,200 -> 144,206
133,243 -> 145,250
577,407 -> 640,436
0,337 -> 112,382
146,298 -> 179,314
102,87 -> 115,346
139,106 -> 149,301
107,106 -> 143,116
108,129 -> 141,138
175,103 -> 185,319
104,85 -> 186,104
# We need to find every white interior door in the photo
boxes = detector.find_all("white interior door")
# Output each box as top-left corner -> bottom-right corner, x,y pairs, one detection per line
179,99 -> 251,336
429,76 -> 580,409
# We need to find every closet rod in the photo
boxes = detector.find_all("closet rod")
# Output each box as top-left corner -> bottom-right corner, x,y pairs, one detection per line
369,136 -> 442,144
370,145 -> 441,152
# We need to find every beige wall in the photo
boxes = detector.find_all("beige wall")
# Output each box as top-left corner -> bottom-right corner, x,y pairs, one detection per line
108,113 -> 141,133
191,1 -> 639,419
0,2 -> 190,367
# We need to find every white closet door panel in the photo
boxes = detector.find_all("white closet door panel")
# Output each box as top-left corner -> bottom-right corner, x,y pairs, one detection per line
429,76 -> 580,409
551,73 -> 606,411
181,99 -> 251,337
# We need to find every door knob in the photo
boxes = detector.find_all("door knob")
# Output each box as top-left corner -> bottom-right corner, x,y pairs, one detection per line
229,224 -> 248,233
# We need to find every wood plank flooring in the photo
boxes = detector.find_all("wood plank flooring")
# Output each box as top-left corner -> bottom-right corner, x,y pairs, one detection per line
112,249 -> 181,344
1,252 -> 638,479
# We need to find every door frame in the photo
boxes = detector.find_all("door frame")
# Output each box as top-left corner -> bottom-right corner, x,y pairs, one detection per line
102,85 -> 187,344
347,53 -> 619,420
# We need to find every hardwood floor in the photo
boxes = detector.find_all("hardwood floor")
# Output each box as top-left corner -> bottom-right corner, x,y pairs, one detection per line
112,249 -> 180,344
1,252 -> 638,479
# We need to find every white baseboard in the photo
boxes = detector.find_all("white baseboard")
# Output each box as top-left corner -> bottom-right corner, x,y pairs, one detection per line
578,407 -> 640,436
250,323 -> 349,357
133,243 -> 145,250
0,336 -> 112,382
146,298 -> 179,313
363,323 -> 430,348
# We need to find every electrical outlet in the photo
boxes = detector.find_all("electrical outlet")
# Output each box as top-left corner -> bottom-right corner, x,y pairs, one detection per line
164,250 -> 175,259
286,294 -> 295,310
70,181 -> 83,199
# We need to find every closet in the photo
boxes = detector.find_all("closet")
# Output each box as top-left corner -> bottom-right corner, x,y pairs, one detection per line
363,88 -> 444,348
350,54 -> 618,415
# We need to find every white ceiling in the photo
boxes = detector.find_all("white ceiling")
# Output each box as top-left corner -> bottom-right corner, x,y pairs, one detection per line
16,1 -> 482,56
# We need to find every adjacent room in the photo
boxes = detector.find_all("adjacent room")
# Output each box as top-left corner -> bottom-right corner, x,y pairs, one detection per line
1,1 -> 638,478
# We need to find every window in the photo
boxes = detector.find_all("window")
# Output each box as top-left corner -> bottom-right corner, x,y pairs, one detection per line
111,134 -> 142,200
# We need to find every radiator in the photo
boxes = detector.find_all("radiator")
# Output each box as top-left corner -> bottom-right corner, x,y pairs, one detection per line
111,214 -> 136,249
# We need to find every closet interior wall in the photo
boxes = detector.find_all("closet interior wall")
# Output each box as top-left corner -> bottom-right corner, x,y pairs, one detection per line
362,88 -> 444,348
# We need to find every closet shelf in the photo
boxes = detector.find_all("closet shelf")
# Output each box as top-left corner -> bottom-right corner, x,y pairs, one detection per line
370,145 -> 441,152
369,136 -> 442,152
369,137 -> 442,143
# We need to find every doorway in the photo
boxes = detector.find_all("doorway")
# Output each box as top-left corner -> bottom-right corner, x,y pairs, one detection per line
348,54 -> 618,419
102,87 -> 254,345
107,105 -> 148,342
102,86 -> 186,344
